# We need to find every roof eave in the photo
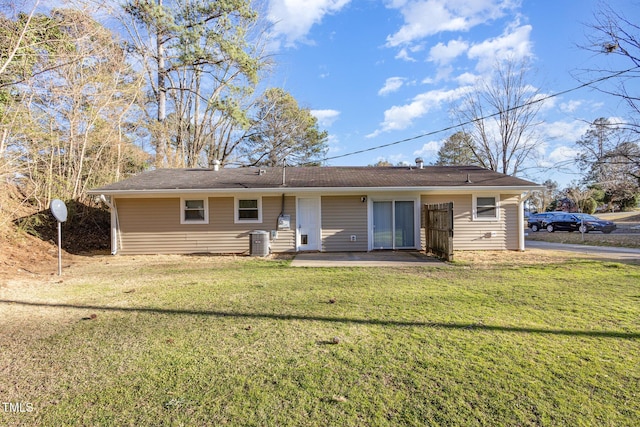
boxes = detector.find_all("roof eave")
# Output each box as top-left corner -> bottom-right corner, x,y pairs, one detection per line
88,184 -> 543,197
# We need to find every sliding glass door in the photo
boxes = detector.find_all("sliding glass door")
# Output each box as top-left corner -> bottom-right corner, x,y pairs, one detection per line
373,201 -> 393,248
372,200 -> 415,249
394,201 -> 415,247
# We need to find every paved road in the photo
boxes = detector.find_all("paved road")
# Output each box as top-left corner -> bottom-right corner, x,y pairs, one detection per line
526,240 -> 640,261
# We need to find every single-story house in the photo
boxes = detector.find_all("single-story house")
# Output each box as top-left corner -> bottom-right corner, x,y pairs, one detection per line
88,162 -> 541,255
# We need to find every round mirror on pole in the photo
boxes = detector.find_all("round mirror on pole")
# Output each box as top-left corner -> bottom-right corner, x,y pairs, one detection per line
50,199 -> 68,276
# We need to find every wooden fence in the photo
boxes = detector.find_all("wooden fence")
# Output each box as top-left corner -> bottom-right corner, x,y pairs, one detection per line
423,202 -> 454,261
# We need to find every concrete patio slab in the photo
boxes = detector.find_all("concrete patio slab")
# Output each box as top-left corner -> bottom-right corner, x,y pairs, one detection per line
290,251 -> 445,267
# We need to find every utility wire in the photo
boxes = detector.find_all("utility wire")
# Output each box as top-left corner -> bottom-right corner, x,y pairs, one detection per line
316,66 -> 640,164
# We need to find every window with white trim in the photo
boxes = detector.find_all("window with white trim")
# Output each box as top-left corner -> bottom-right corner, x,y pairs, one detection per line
181,197 -> 209,224
235,197 -> 262,223
473,195 -> 499,221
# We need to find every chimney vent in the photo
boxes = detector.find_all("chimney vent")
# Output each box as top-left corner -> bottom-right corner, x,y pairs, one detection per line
415,157 -> 424,169
212,159 -> 220,171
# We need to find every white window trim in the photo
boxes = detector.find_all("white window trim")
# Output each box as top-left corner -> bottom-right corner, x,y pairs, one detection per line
234,196 -> 263,224
472,194 -> 500,221
180,197 -> 209,224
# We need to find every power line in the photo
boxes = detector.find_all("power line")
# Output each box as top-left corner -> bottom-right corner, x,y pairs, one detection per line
317,66 -> 640,164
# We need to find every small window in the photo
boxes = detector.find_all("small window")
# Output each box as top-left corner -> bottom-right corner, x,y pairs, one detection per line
235,197 -> 262,223
473,195 -> 499,221
181,197 -> 208,224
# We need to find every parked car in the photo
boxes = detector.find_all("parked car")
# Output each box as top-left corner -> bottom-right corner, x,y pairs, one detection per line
527,212 -> 557,232
541,213 -> 617,233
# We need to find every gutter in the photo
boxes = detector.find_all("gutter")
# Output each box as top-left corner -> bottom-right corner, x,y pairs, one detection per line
100,194 -> 121,255
88,185 -> 544,197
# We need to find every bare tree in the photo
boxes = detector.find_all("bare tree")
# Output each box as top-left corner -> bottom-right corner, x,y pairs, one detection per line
8,9 -> 146,205
0,0 -> 40,79
580,2 -> 640,131
576,117 -> 640,209
529,179 -> 558,213
565,184 -> 595,214
454,58 -> 543,176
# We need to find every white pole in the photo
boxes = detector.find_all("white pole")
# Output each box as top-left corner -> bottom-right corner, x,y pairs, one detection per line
57,221 -> 62,276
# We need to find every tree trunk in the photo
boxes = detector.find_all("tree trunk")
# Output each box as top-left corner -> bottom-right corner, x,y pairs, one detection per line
156,0 -> 167,169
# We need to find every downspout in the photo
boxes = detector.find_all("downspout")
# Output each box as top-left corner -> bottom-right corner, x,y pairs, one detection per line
100,195 -> 121,255
517,191 -> 532,252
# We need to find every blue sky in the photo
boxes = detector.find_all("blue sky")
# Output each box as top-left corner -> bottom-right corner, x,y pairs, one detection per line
264,0 -> 635,186
22,0 -> 635,187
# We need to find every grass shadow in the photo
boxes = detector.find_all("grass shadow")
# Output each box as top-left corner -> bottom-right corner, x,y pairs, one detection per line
2,299 -> 638,340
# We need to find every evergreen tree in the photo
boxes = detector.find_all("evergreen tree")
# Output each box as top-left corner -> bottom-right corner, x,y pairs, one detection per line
434,131 -> 481,166
242,88 -> 328,167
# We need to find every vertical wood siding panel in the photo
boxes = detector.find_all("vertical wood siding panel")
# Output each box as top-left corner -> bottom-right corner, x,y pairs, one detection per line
502,195 -> 519,250
421,194 -> 515,251
263,196 -> 297,253
114,192 -> 520,255
115,196 -> 297,255
321,196 -> 368,251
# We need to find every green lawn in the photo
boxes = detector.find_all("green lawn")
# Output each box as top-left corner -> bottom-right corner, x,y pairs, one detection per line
1,255 -> 639,426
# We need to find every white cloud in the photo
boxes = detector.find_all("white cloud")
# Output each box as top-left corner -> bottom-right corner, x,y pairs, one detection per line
368,86 -> 472,137
413,140 -> 441,156
539,120 -> 590,143
548,145 -> 579,164
395,48 -> 417,62
311,109 -> 340,127
268,0 -> 352,47
467,23 -> 534,72
589,101 -> 605,112
388,153 -> 408,165
428,38 -> 469,65
433,65 -> 455,82
326,134 -> 342,154
378,77 -> 406,96
534,92 -> 556,112
606,116 -> 625,126
455,72 -> 478,85
386,0 -> 515,47
560,100 -> 582,113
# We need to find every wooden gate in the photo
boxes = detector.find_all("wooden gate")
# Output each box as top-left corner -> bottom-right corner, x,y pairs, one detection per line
423,202 -> 454,261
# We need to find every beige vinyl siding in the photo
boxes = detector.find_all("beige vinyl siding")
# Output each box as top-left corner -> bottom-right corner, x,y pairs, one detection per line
115,196 -> 296,255
264,196 -> 296,253
321,195 -> 368,252
421,194 -> 516,251
502,194 -> 519,250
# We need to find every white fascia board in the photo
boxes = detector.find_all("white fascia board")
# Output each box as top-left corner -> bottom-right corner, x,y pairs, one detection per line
423,185 -> 544,195
90,184 -> 543,198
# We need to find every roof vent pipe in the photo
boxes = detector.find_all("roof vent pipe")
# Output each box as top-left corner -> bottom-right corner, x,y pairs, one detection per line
415,157 -> 424,169
282,158 -> 286,186
212,159 -> 220,171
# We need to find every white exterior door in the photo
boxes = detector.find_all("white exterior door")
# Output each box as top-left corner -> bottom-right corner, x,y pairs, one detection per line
297,197 -> 321,251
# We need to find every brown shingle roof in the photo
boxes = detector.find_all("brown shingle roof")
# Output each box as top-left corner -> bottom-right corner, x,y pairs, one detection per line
90,165 -> 540,193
